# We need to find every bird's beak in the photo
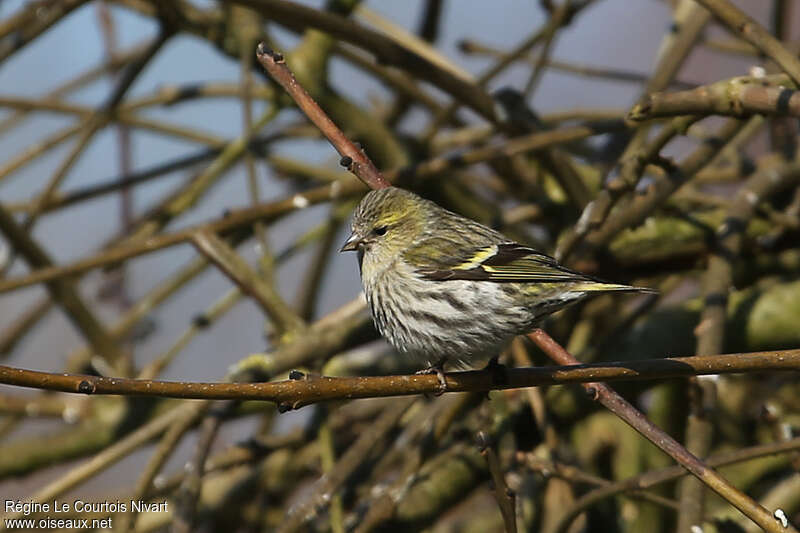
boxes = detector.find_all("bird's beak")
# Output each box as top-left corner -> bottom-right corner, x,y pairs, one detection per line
340,232 -> 361,252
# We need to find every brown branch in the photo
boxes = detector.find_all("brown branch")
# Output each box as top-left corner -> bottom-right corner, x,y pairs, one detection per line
556,115 -> 699,261
0,124 -> 607,294
0,349 -> 798,407
0,402 -> 200,526
554,2 -> 713,260
520,455 -> 680,512
172,401 -> 237,533
630,75 -> 800,120
0,122 -> 83,185
694,0 -> 800,86
351,393 -> 479,533
0,0 -> 90,63
278,399 -> 414,533
522,1 -> 572,97
457,38 -> 697,89
478,431 -> 518,533
389,125 -> 605,183
232,0 -> 493,117
317,406 -> 345,533
424,26 -> 543,138
296,207 -> 346,321
643,1 -> 712,96
191,229 -> 305,335
676,379 -> 715,533
697,159 -> 800,358
0,179 -> 365,294
15,133 -> 287,216
678,152 -> 800,531
335,43 -> 446,122
538,435 -> 800,533
583,118 -> 745,249
118,401 -> 209,532
0,41 -> 148,136
527,330 -> 793,533
0,205 -> 127,366
256,44 -> 390,190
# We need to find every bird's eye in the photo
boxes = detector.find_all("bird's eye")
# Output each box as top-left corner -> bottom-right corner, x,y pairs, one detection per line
373,225 -> 388,236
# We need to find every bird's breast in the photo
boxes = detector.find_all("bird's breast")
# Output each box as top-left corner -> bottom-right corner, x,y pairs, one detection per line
362,268 -> 534,366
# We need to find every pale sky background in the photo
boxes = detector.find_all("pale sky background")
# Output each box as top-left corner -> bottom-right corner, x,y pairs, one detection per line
0,0 -> 768,499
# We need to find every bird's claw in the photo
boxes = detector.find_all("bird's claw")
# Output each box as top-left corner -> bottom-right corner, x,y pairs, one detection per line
416,364 -> 448,395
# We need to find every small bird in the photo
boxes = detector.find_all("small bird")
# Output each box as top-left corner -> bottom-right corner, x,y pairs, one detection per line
341,187 -> 653,385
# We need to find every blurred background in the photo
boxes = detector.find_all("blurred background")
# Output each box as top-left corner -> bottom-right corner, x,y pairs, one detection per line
0,0 -> 734,379
1,1 -> 799,532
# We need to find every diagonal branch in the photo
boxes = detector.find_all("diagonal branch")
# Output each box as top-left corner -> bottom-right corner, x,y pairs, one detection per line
527,330 -> 794,533
0,205 -> 127,366
191,229 -> 305,335
255,44 -> 390,190
694,0 -> 800,86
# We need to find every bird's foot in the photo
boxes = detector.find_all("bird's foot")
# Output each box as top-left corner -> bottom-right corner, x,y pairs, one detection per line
416,361 -> 448,396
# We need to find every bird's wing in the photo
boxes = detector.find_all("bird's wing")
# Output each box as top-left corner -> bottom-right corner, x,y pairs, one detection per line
411,242 -> 597,283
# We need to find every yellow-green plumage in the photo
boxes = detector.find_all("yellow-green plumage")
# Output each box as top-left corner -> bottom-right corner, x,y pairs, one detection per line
341,187 -> 653,369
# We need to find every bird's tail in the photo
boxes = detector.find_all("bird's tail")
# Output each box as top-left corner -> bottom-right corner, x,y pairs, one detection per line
575,282 -> 658,294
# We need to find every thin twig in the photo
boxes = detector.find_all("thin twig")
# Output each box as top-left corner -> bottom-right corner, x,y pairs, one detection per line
255,44 -> 391,190
277,398 -> 415,533
191,229 -> 305,335
478,431 -> 518,533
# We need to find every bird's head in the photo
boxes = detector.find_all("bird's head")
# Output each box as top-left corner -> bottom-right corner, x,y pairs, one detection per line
341,187 -> 428,272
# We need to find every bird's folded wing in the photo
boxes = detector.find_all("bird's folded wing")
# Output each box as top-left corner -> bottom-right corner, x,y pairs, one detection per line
412,242 -> 596,283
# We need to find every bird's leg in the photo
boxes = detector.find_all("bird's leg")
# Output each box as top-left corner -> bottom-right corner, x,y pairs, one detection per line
483,355 -> 509,387
416,358 -> 448,395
